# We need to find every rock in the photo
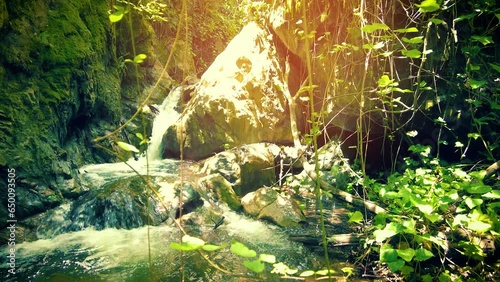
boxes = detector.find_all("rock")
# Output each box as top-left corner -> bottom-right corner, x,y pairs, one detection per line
198,174 -> 241,211
33,176 -> 202,239
163,22 -> 293,160
241,187 -> 306,227
198,143 -> 276,196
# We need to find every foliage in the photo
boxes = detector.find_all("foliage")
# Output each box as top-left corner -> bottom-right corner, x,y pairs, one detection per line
361,144 -> 499,279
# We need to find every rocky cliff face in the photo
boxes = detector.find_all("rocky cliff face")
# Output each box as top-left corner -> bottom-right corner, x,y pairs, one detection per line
0,0 -> 128,222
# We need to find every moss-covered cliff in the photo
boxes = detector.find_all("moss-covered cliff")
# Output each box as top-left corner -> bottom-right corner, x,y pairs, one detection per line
0,0 -> 126,221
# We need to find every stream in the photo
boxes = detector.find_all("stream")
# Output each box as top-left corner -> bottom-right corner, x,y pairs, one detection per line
1,87 -> 336,281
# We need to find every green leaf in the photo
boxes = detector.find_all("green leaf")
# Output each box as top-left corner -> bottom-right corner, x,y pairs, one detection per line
361,23 -> 390,33
467,184 -> 492,194
135,133 -> 144,140
397,248 -> 416,262
394,27 -> 419,33
468,220 -> 491,233
401,49 -> 421,58
471,35 -> 494,46
202,244 -> 226,251
134,54 -> 147,64
417,0 -> 440,13
424,213 -> 440,223
374,229 -> 397,243
315,269 -> 336,275
489,63 -> 500,73
402,36 -> 424,44
117,141 -> 140,153
414,248 -> 434,261
482,190 -> 500,199
244,260 -> 265,273
170,235 -> 205,251
468,133 -> 481,140
465,197 -> 483,209
468,79 -> 487,89
230,240 -> 256,258
429,18 -> 443,25
299,270 -> 315,277
380,243 -> 398,262
109,5 -> 125,23
348,211 -> 364,223
387,259 -> 405,272
259,254 -> 276,264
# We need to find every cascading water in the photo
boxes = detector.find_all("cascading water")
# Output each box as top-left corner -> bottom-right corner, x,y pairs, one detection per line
146,86 -> 183,161
0,86 -> 323,281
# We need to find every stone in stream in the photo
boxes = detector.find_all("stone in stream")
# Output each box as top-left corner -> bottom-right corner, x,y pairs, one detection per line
241,187 -> 306,228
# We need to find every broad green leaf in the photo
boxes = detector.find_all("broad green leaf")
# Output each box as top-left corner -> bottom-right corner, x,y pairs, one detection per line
202,244 -> 226,251
471,35 -> 494,46
468,220 -> 491,233
117,141 -> 139,153
468,133 -> 481,140
183,235 -> 205,246
400,265 -> 414,276
361,23 -> 390,33
244,260 -> 265,273
374,229 -> 397,243
482,190 -> 500,199
299,270 -> 315,277
387,259 -> 405,272
414,248 -> 434,261
231,240 -> 256,258
170,235 -> 205,251
465,197 -> 483,209
394,27 -> 418,33
259,254 -> 276,264
424,213 -> 440,223
467,184 -> 492,194
134,54 -> 147,64
377,75 -> 393,88
417,0 -> 440,13
109,5 -> 125,23
468,79 -> 487,89
402,49 -> 421,58
380,244 -> 398,262
135,133 -> 144,140
348,211 -> 364,223
316,269 -> 336,275
454,13 -> 475,22
402,36 -> 424,44
429,18 -> 443,25
489,63 -> 500,73
397,248 -> 416,262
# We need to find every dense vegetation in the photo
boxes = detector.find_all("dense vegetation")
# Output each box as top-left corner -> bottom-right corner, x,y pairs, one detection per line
100,0 -> 500,280
1,0 -> 497,280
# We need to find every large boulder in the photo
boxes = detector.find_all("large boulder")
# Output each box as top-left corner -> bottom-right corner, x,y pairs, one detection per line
198,143 -> 277,196
163,22 -> 293,160
241,187 -> 306,228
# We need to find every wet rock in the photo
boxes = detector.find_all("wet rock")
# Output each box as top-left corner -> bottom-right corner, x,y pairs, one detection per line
198,174 -> 241,211
241,187 -> 306,227
33,176 -> 202,239
198,143 -> 276,196
163,22 -> 293,160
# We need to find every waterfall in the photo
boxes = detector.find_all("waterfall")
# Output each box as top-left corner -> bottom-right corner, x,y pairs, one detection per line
146,86 -> 183,160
